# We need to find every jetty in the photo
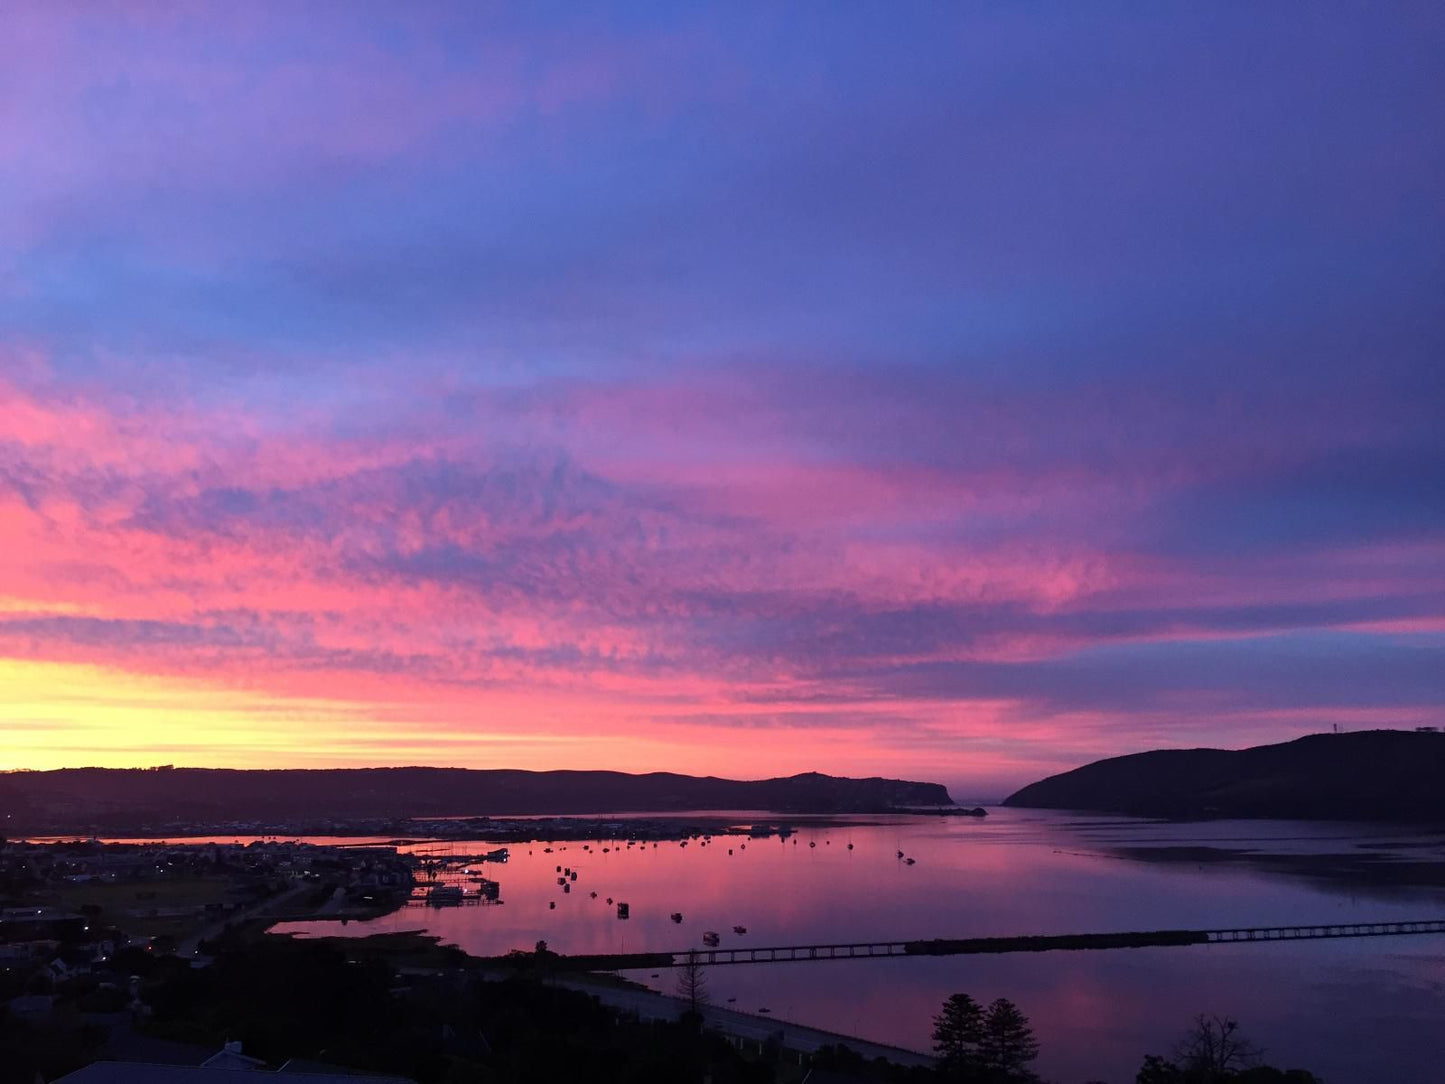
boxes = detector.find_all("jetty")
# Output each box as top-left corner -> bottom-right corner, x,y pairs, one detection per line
479,918 -> 1445,971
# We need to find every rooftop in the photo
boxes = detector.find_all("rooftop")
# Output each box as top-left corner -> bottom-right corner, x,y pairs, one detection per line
54,1063 -> 416,1084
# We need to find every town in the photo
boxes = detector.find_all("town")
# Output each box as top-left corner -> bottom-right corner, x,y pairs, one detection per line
0,838 -> 426,1076
0,836 -> 924,1083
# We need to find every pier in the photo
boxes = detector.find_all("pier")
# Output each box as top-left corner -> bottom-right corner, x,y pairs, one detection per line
495,918 -> 1445,971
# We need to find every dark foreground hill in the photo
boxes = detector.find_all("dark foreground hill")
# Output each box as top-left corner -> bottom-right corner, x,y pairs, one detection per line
0,766 -> 952,834
1003,730 -> 1445,821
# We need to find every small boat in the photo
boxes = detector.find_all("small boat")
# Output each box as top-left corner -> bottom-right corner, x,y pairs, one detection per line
897,850 -> 905,859
482,848 -> 509,862
732,925 -> 747,935
670,912 -> 684,923
426,885 -> 464,906
616,902 -> 630,919
702,931 -> 720,947
905,857 -> 916,866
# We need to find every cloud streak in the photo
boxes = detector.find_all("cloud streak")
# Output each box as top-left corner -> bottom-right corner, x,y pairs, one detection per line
0,5 -> 1441,791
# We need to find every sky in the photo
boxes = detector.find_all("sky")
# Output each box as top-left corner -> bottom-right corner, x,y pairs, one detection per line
1,4 -> 1442,796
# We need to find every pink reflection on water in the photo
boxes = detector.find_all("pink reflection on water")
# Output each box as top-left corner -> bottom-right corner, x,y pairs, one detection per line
275,811 -> 1445,1083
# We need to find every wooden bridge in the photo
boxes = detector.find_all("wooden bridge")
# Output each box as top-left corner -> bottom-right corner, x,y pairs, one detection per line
502,918 -> 1445,972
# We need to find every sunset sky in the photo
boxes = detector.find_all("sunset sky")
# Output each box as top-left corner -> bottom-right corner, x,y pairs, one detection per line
1,5 -> 1441,794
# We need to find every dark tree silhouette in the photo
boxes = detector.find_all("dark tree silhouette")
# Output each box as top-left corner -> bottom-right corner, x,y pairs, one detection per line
1173,1014 -> 1263,1076
931,992 -> 984,1079
1138,1015 -> 1309,1083
1136,1054 -> 1180,1084
676,949 -> 709,1018
980,998 -> 1040,1082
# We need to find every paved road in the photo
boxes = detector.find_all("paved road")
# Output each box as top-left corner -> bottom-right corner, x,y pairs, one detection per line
178,883 -> 314,957
555,975 -> 935,1068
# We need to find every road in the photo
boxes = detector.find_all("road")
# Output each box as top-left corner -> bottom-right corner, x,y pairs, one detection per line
178,883 -> 315,957
555,975 -> 935,1068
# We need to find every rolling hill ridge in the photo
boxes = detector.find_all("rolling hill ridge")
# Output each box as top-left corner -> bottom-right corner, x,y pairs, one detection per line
1003,730 -> 1445,821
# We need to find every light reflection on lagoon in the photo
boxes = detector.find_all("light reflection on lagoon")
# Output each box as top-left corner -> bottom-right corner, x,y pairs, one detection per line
276,809 -> 1445,1083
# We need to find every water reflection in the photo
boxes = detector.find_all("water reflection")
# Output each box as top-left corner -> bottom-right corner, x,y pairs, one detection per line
276,810 -> 1445,1083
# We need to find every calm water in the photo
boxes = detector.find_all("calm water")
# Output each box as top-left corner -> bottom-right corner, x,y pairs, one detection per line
275,809 -> 1445,1083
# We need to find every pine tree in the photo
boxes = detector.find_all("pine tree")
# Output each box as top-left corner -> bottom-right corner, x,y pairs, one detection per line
981,997 -> 1040,1081
932,992 -> 984,1079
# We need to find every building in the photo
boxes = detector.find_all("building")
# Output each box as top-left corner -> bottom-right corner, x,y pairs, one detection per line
56,1069 -> 416,1083
54,1041 -> 416,1083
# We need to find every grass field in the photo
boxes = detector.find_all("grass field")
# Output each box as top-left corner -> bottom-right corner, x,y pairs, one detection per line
44,876 -> 236,939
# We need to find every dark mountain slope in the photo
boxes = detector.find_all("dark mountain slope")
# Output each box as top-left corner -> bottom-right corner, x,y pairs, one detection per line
0,767 -> 952,834
1002,730 -> 1445,821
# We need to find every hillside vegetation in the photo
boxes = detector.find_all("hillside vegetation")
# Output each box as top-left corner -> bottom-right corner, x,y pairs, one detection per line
1003,730 -> 1445,821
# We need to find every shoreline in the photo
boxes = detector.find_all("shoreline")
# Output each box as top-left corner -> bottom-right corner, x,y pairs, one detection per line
276,928 -> 937,1068
14,808 -> 972,845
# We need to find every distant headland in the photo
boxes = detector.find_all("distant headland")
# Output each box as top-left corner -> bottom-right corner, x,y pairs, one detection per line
1003,729 -> 1445,822
0,766 -> 953,837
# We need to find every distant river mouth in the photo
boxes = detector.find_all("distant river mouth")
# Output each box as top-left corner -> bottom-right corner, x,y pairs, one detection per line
271,809 -> 1445,1084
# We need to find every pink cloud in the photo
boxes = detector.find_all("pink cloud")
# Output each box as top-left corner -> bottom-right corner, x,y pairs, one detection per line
0,363 -> 1440,789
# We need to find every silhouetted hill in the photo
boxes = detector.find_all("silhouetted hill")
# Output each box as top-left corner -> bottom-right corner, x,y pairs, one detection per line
0,767 -> 952,834
1002,730 -> 1445,821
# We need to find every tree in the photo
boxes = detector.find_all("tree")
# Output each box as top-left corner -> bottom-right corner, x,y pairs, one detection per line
931,993 -> 983,1079
980,998 -> 1039,1082
1173,1014 -> 1262,1078
675,950 -> 709,1019
1139,1015 -> 1275,1083
1135,1054 -> 1181,1084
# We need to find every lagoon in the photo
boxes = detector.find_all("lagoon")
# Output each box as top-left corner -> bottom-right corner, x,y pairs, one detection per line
276,809 -> 1445,1083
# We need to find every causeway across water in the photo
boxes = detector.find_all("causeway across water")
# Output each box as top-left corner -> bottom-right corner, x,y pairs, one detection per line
485,918 -> 1445,971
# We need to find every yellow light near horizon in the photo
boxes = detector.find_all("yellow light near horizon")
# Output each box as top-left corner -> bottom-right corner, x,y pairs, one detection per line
0,657 -> 381,770
0,658 -> 1019,782
0,658 -> 665,772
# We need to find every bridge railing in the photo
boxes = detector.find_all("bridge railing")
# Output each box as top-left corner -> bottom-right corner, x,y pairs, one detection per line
473,918 -> 1445,972
1205,919 -> 1445,943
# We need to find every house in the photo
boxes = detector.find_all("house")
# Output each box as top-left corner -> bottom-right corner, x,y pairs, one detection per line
55,1069 -> 416,1083
55,1056 -> 415,1083
200,1041 -> 267,1070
